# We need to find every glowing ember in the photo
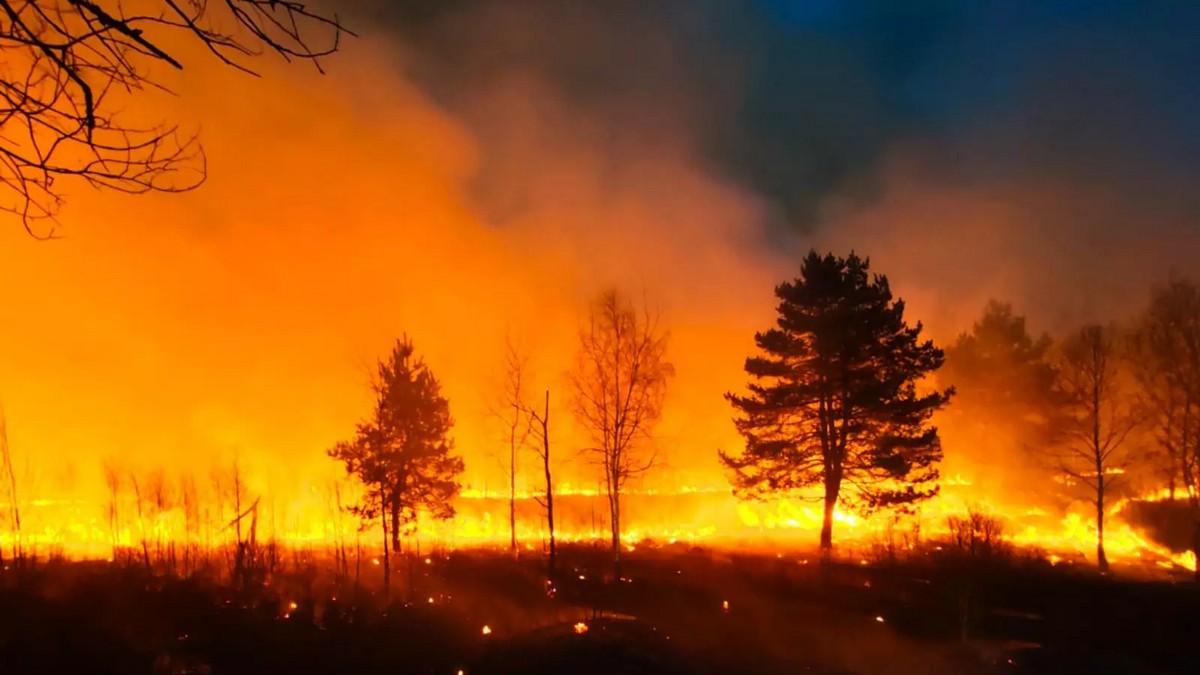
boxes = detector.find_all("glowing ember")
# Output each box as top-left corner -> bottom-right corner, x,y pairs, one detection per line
288,601 -> 298,611
481,625 -> 492,636
573,622 -> 589,635
722,600 -> 730,613
874,616 -> 885,623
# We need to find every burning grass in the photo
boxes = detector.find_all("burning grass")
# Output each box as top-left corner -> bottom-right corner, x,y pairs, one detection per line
0,479 -> 1193,579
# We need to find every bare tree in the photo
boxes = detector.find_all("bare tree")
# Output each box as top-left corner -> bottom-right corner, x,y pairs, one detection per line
1129,278 -> 1200,502
493,336 -> 531,554
569,289 -> 673,570
325,477 -> 350,582
526,388 -> 556,578
0,0 -> 351,236
0,407 -> 22,564
211,457 -> 259,587
1050,325 -> 1137,572
1129,277 -> 1200,580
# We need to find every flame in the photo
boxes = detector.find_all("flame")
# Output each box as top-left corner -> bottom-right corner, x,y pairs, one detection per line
573,622 -> 588,635
481,625 -> 492,636
0,479 -> 1194,575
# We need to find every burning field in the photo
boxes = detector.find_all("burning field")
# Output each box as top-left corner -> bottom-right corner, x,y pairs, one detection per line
1,473 -> 1195,577
3,1 -> 1200,674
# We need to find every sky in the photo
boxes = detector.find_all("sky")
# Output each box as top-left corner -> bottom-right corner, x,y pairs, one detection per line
0,0 -> 1198,539
366,0 -> 1200,233
354,0 -> 1200,331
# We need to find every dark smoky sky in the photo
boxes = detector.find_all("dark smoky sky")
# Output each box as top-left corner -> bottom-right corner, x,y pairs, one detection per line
342,0 -> 1200,331
352,0 -> 1199,222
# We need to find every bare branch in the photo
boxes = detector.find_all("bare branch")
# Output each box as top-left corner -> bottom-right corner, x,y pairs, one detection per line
0,0 -> 352,236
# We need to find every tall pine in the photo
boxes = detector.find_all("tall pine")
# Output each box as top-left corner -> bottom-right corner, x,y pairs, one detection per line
722,251 -> 952,557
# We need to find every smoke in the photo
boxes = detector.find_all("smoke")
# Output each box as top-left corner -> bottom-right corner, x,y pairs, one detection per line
0,5 -> 786,511
0,0 -> 1197,545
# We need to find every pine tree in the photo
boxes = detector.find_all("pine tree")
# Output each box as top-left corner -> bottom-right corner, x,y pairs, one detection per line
721,251 -> 952,557
941,301 -> 1064,495
329,336 -> 463,591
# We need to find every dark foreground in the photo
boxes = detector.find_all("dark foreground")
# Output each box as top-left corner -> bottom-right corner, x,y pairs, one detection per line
0,545 -> 1197,675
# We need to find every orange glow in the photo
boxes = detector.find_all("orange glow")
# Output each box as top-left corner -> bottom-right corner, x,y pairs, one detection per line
0,20 -> 1193,580
481,625 -> 492,636
573,622 -> 588,635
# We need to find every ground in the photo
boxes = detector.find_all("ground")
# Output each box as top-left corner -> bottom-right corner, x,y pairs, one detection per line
0,543 -> 1196,674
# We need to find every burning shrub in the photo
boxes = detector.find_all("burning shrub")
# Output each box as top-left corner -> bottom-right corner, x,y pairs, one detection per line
944,508 -> 1011,561
868,514 -> 922,564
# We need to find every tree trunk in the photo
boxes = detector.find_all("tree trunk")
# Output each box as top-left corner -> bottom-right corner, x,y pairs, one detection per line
820,479 -> 838,559
390,496 -> 401,554
510,442 -> 517,554
1093,368 -> 1108,573
354,536 -> 362,600
541,391 -> 556,578
379,485 -> 390,599
610,489 -> 621,575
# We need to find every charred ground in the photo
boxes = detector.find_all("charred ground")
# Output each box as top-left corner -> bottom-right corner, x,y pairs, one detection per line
1,541 -> 1196,675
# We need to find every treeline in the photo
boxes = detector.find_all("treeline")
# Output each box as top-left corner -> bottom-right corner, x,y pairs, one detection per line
720,252 -> 1200,577
4,249 -> 1197,585
326,291 -> 674,591
331,250 -> 1200,585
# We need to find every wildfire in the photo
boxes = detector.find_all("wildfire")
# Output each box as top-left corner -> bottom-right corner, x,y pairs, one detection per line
0,478 -> 1194,575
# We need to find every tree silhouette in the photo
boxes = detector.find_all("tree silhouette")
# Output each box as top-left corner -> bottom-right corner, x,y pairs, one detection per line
0,407 -> 22,564
943,300 -> 1060,438
722,251 -> 952,558
1128,277 -> 1200,580
329,336 -> 463,594
941,300 -> 1064,494
570,289 -> 673,572
493,336 -> 531,554
1048,324 -> 1137,572
525,387 -> 557,578
0,0 -> 350,237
